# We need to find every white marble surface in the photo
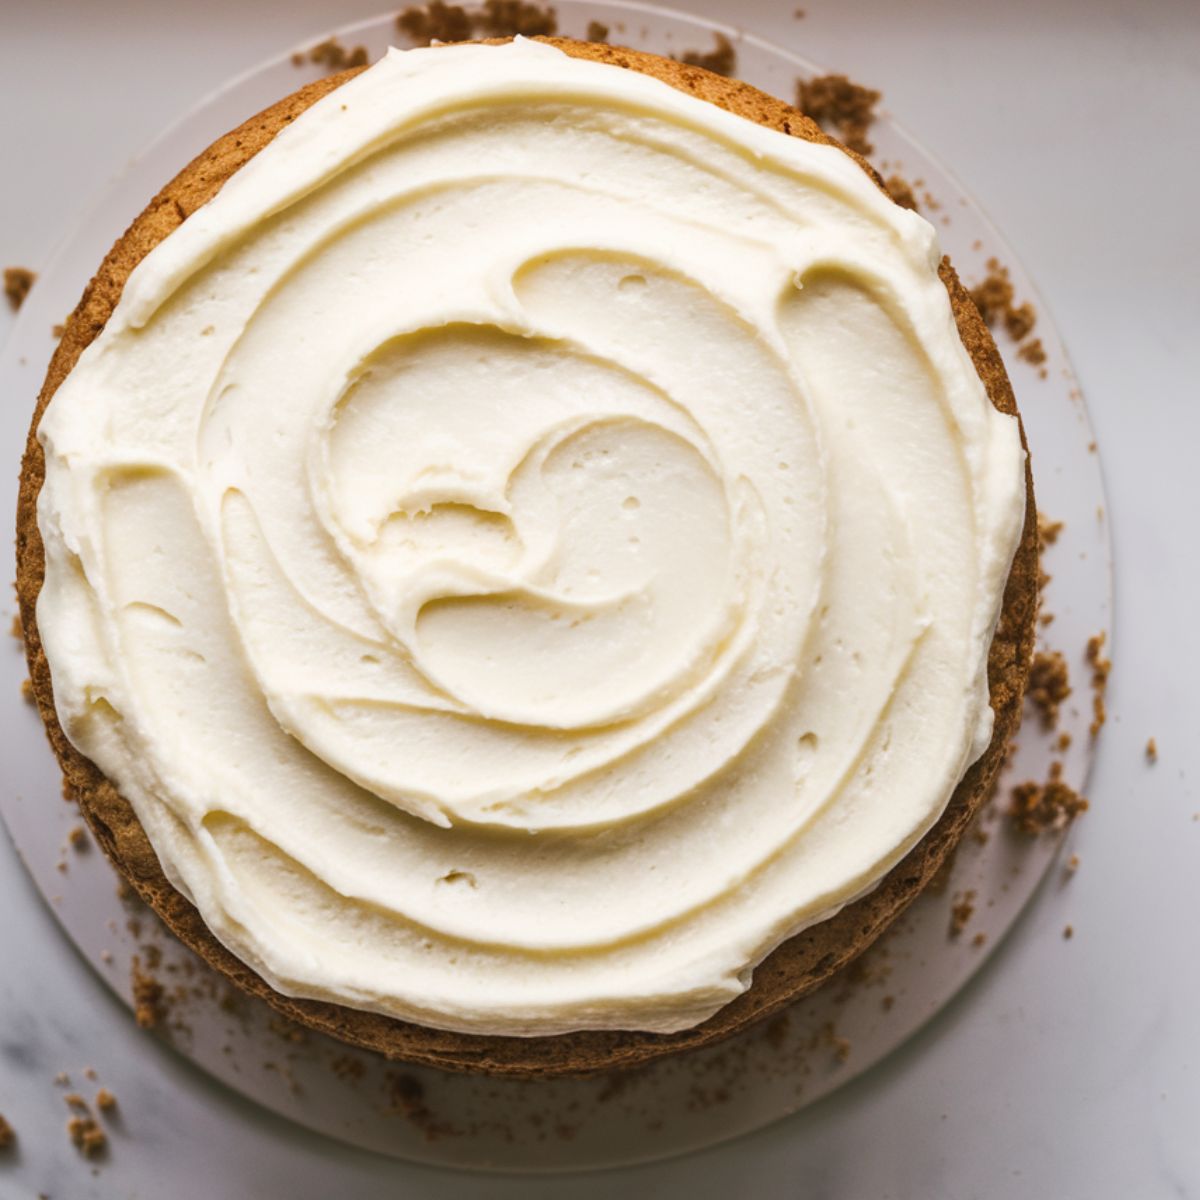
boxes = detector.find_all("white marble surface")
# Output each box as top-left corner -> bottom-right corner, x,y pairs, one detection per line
1,1 -> 1197,1196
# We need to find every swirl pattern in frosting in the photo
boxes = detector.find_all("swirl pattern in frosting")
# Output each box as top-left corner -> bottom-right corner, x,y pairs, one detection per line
35,40 -> 1026,1035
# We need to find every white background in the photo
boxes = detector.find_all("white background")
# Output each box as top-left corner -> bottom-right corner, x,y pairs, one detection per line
1,1 -> 1197,1197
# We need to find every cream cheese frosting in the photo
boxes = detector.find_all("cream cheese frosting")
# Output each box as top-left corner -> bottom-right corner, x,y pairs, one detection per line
35,39 -> 1026,1036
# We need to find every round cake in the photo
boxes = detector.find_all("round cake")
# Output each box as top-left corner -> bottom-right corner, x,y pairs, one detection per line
15,37 -> 1038,1077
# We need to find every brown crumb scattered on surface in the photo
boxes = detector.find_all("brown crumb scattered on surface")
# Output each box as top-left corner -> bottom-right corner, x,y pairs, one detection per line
397,0 -> 473,43
1018,337 -> 1047,366
1086,632 -> 1111,737
331,1054 -> 367,1083
1009,762 -> 1088,835
1066,853 -> 1080,874
0,1114 -> 14,1149
969,258 -> 1015,327
971,931 -> 987,948
131,956 -> 165,1029
298,36 -> 369,72
679,33 -> 737,77
4,266 -> 35,310
1005,302 -> 1037,342
478,0 -> 557,35
969,258 -> 1044,369
1145,737 -> 1158,763
10,613 -> 22,640
1027,650 -> 1071,729
585,19 -> 608,42
386,1072 -> 456,1141
68,824 -> 88,849
797,74 -> 880,155
396,0 -> 557,46
1037,512 -> 1064,551
885,174 -> 918,211
95,1088 -> 117,1111
881,994 -> 895,1011
949,889 -> 976,937
65,1097 -> 107,1158
1063,924 -> 1074,940
819,1021 -> 851,1063
21,677 -> 34,704
268,1017 -> 309,1046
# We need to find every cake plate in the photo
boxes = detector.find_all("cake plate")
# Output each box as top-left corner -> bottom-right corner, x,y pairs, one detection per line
0,0 -> 1113,1173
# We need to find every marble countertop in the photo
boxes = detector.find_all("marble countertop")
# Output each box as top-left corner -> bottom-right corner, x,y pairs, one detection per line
2,0 -> 1197,1196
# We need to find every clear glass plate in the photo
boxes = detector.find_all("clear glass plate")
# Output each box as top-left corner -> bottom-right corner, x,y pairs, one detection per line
0,0 -> 1112,1173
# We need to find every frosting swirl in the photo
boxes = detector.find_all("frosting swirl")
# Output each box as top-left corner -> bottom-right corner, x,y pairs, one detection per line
36,40 -> 1026,1034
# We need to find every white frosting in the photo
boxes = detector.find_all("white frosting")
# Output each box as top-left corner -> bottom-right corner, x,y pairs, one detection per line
36,40 -> 1026,1036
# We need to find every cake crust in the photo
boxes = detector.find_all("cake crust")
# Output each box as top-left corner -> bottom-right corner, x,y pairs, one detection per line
15,39 -> 1039,1078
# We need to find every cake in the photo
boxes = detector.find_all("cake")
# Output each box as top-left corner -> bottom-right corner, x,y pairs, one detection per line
15,37 -> 1038,1077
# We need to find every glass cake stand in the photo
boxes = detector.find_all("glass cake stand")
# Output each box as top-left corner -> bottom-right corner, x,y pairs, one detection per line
0,0 -> 1113,1173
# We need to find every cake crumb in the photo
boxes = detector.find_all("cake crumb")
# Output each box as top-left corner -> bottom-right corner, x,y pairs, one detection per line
131,956 -> 166,1029
969,258 -> 1014,326
1063,924 -> 1074,940
299,36 -> 369,73
585,19 -> 608,42
476,0 -> 558,36
796,74 -> 881,155
1085,632 -> 1111,737
95,1088 -> 117,1112
1027,650 -> 1071,729
386,1072 -> 455,1141
679,33 -> 737,77
395,0 -> 556,46
969,259 -> 1043,368
885,174 -> 919,211
0,1114 -> 14,1149
67,824 -> 88,850
1005,302 -> 1037,342
949,889 -> 976,937
20,677 -> 34,704
10,613 -> 22,640
1009,762 -> 1088,835
331,1054 -> 367,1083
1065,853 -> 1080,874
65,1097 -> 106,1158
1037,512 -> 1064,551
881,994 -> 895,1012
820,1021 -> 851,1063
1018,337 -> 1047,366
4,266 -> 35,310
1145,737 -> 1157,763
396,0 -> 473,43
971,931 -> 987,948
